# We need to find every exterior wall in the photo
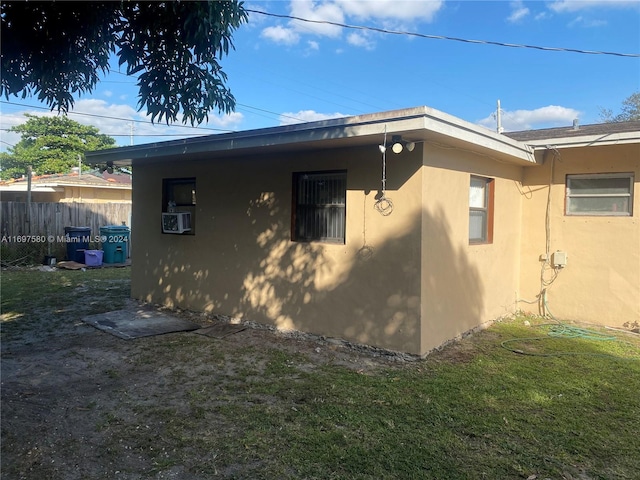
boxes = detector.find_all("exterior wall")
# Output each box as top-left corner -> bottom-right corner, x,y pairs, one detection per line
420,143 -> 523,353
0,191 -> 62,202
60,186 -> 131,203
520,143 -> 640,328
0,187 -> 131,203
132,145 -> 426,354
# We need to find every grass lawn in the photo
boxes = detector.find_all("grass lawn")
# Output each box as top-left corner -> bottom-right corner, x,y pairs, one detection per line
1,267 -> 639,479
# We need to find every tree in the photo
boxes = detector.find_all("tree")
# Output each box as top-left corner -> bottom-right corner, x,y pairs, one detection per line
1,1 -> 248,125
0,115 -> 117,180
599,92 -> 640,123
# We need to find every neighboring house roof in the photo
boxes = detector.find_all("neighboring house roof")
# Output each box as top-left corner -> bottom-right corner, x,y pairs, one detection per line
505,120 -> 640,148
0,171 -> 132,192
86,106 -> 539,167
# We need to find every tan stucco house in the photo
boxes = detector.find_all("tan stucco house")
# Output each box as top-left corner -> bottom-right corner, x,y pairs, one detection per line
86,106 -> 640,356
0,171 -> 132,203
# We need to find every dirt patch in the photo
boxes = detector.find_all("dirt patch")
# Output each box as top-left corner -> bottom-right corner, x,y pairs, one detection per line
1,276 -> 416,480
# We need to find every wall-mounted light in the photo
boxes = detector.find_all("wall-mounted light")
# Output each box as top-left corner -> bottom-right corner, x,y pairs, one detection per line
390,135 -> 416,154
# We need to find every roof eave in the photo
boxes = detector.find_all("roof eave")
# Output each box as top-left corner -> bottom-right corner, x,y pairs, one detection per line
521,131 -> 640,149
85,106 -> 537,167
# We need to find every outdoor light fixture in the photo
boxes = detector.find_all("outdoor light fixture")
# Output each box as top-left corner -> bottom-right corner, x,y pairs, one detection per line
390,135 -> 416,154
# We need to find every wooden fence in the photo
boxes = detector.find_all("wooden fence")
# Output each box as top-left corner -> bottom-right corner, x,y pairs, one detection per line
1,202 -> 132,264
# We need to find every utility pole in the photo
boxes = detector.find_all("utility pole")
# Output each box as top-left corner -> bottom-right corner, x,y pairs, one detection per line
26,166 -> 32,234
496,99 -> 504,134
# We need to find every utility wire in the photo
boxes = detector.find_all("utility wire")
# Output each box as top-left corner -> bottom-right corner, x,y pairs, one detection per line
247,9 -> 640,58
0,100 -> 236,133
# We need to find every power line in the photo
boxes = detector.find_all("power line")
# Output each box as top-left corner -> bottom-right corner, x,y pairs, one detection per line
0,128 -> 209,138
0,100 -> 236,132
247,9 -> 640,58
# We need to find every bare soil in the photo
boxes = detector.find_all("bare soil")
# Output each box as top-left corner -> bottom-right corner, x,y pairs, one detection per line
1,280 -> 418,480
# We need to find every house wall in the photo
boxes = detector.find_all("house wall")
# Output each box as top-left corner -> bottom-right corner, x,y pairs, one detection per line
132,145 -> 427,354
0,191 -> 61,202
420,143 -> 524,353
520,143 -> 640,328
60,186 -> 131,203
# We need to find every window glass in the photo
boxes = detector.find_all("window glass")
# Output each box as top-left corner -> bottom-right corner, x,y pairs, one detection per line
293,171 -> 346,243
162,177 -> 196,234
566,174 -> 633,216
469,176 -> 493,244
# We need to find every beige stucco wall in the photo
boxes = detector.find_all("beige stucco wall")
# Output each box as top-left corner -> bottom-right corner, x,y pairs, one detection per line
519,143 -> 640,328
420,143 -> 524,353
132,145 -> 426,354
60,186 -> 131,203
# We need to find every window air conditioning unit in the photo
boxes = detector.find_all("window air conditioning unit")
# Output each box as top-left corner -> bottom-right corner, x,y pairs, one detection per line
162,212 -> 191,234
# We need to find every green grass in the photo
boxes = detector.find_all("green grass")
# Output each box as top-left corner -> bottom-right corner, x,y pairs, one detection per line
1,268 -> 639,479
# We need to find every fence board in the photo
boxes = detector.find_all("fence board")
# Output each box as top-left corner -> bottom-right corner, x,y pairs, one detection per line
1,202 -> 132,264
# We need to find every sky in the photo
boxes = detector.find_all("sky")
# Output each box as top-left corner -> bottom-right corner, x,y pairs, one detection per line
1,0 -> 639,152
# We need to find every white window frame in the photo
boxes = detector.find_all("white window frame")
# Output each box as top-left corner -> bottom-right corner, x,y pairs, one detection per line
469,176 -> 494,244
566,173 -> 634,217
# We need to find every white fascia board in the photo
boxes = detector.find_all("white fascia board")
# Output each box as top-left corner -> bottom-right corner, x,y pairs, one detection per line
418,109 -> 537,164
85,106 -> 536,166
0,184 -> 61,192
524,131 -> 640,149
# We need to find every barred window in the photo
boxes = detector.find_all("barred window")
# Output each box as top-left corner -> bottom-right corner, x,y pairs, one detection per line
292,171 -> 346,243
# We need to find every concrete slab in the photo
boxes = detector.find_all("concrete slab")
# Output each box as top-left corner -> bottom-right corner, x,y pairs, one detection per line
83,308 -> 200,339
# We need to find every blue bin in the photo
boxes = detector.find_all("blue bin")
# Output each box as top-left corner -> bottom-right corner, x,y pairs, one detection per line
100,225 -> 130,264
64,226 -> 91,263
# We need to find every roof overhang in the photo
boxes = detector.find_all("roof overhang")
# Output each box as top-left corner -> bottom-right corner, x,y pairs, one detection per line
85,106 -> 538,168
0,184 -> 61,193
524,131 -> 640,150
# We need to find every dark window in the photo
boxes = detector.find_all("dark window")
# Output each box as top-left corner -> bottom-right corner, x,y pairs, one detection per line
469,176 -> 494,244
162,177 -> 196,234
566,173 -> 633,216
292,171 -> 346,243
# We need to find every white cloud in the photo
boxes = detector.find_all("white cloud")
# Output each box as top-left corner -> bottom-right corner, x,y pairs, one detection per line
261,25 -> 300,45
259,0 -> 444,48
477,105 -> 582,131
307,40 -> 320,51
568,15 -> 608,27
0,99 -> 244,153
347,32 -> 375,49
336,0 -> 443,22
279,109 -> 347,125
549,0 -> 639,12
290,0 -> 345,37
507,1 -> 530,22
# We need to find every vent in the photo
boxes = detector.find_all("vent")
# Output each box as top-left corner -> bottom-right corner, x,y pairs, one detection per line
162,212 -> 192,234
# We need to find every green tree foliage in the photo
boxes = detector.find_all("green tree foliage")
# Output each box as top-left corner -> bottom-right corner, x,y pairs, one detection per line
0,115 -> 117,180
599,92 -> 640,122
1,1 -> 248,125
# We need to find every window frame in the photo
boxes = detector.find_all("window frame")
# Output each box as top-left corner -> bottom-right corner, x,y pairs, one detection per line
291,170 -> 347,244
565,173 -> 634,217
162,177 -> 196,235
469,175 -> 494,245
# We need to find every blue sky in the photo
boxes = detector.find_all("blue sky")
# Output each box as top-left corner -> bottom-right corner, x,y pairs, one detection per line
1,0 -> 639,152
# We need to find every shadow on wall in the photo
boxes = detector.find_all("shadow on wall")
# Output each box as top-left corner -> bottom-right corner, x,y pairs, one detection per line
140,192 -> 485,355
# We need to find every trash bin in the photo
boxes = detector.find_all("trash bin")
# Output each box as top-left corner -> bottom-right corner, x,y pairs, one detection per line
100,225 -> 130,264
64,226 -> 91,263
